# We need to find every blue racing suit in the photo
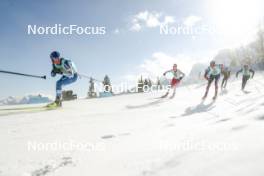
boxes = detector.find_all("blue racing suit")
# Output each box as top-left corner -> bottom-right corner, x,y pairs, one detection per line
51,58 -> 78,98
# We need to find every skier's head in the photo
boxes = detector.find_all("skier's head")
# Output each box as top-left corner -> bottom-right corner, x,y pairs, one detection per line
50,51 -> 60,65
173,64 -> 177,71
243,64 -> 249,69
210,60 -> 216,67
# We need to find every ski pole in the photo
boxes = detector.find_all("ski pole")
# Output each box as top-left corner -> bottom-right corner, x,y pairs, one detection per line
78,73 -> 102,82
0,70 -> 46,79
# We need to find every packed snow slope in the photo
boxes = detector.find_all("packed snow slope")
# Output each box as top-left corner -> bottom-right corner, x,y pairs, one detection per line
1,74 -> 264,176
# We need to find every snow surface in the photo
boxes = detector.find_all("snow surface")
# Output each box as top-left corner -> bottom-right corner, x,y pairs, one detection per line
0,74 -> 264,176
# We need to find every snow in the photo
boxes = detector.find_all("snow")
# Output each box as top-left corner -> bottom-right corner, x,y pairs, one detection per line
0,74 -> 264,176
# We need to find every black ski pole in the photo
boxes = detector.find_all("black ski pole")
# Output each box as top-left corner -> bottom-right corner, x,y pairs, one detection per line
0,70 -> 46,79
78,73 -> 102,82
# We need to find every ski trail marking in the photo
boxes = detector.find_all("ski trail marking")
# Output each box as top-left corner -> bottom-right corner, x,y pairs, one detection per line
101,134 -> 115,139
231,125 -> 248,131
215,118 -> 231,124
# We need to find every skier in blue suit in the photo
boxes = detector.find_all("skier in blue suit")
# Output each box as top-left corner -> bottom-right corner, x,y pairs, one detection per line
48,51 -> 78,107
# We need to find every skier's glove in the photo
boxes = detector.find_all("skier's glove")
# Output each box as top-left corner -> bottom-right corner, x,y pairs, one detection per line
179,76 -> 183,81
163,73 -> 166,76
51,71 -> 56,77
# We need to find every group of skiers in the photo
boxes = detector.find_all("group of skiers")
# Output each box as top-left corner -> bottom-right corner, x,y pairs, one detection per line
48,51 -> 256,107
202,61 -> 255,100
160,61 -> 255,100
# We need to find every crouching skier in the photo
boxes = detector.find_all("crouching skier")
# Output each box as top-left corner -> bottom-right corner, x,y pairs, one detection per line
161,64 -> 185,99
202,61 -> 223,100
47,51 -> 78,107
236,64 -> 255,91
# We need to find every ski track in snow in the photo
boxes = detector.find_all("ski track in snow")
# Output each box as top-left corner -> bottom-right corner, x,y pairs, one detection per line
0,74 -> 264,176
31,157 -> 74,176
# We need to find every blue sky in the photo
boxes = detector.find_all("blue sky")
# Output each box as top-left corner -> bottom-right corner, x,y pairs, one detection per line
0,0 -> 263,99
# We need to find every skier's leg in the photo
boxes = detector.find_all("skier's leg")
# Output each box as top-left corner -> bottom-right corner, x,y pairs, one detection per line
213,75 -> 220,99
56,74 -> 78,104
224,78 -> 228,88
221,78 -> 225,89
162,78 -> 175,98
56,76 -> 66,102
242,75 -> 249,90
170,86 -> 176,98
161,89 -> 170,98
203,77 -> 213,99
242,76 -> 246,90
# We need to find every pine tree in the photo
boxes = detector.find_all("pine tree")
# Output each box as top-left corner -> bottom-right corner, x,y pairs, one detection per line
137,75 -> 144,93
88,78 -> 96,98
103,75 -> 112,93
156,77 -> 162,90
143,78 -> 149,92
148,78 -> 152,88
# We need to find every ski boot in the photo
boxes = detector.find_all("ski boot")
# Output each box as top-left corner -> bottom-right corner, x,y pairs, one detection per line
47,96 -> 62,108
212,95 -> 217,100
202,92 -> 208,100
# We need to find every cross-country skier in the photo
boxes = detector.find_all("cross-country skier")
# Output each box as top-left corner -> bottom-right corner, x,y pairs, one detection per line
48,51 -> 78,107
202,61 -> 223,100
221,65 -> 231,90
236,64 -> 255,91
161,64 -> 185,98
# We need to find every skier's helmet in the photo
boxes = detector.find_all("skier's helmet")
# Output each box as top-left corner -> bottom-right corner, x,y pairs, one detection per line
210,60 -> 216,66
50,51 -> 60,60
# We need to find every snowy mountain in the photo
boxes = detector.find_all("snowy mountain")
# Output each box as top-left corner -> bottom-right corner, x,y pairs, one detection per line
0,73 -> 264,176
0,94 -> 52,106
183,63 -> 207,85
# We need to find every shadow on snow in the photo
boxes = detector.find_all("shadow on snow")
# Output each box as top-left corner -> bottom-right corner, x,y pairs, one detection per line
182,101 -> 216,116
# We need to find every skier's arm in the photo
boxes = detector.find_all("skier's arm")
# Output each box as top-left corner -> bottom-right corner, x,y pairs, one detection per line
51,64 -> 62,77
163,70 -> 171,76
236,69 -> 242,78
64,60 -> 74,76
204,68 -> 209,80
250,69 -> 255,78
179,70 -> 185,80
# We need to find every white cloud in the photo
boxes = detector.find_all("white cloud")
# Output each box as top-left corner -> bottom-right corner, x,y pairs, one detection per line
130,11 -> 175,32
183,15 -> 202,27
164,16 -> 175,25
122,52 -> 196,82
130,22 -> 142,32
113,28 -> 120,34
